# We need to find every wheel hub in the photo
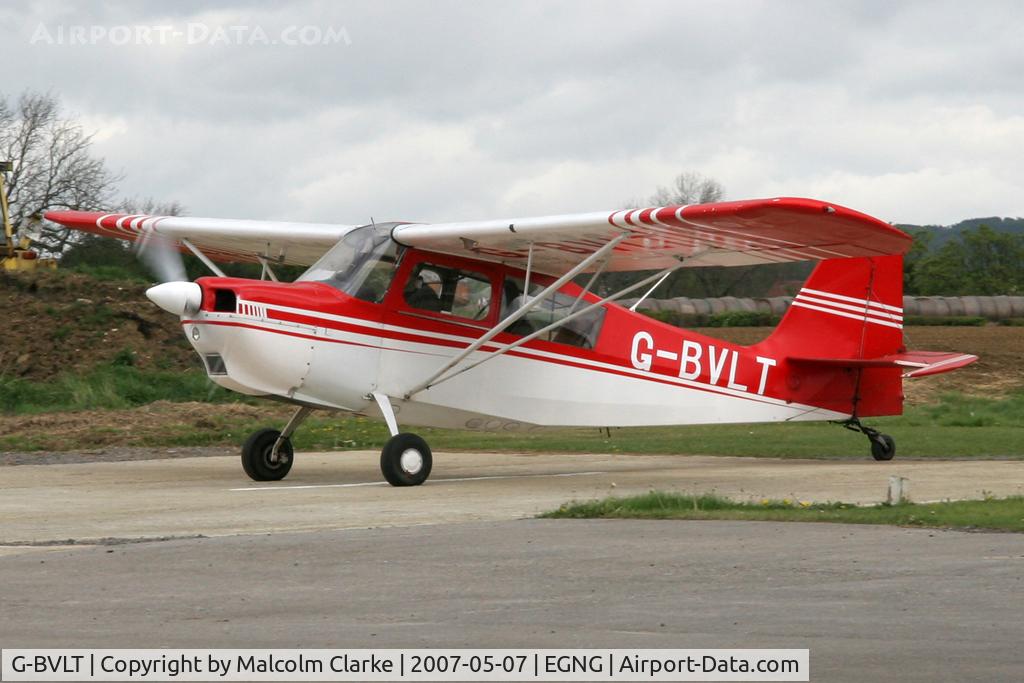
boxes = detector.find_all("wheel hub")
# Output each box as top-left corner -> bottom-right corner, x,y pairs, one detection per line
265,445 -> 288,467
399,448 -> 423,475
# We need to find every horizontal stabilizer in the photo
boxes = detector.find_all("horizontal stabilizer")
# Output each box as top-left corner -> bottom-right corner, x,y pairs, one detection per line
790,351 -> 978,378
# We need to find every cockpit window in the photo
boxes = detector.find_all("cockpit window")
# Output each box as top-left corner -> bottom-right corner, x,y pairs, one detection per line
500,276 -> 605,349
297,224 -> 400,303
403,262 -> 493,321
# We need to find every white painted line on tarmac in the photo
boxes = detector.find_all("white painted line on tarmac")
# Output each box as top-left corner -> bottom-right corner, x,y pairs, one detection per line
229,470 -> 609,492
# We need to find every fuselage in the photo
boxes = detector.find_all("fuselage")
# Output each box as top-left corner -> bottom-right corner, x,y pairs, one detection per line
180,242 -> 858,432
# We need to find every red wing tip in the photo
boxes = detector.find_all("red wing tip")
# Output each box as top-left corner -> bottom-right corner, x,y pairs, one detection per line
43,210 -> 108,225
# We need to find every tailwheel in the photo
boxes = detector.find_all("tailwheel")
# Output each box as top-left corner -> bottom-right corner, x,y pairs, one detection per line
241,428 -> 294,481
870,432 -> 896,461
840,418 -> 895,462
380,433 -> 432,486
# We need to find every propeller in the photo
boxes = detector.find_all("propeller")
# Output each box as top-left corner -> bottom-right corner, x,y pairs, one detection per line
134,223 -> 187,283
134,224 -> 202,316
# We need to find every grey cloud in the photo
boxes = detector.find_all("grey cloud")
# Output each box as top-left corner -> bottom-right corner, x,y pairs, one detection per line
2,0 -> 1023,226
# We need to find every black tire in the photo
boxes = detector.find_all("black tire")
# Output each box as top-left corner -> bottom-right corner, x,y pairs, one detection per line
380,433 -> 432,486
241,428 -> 294,481
870,433 -> 896,461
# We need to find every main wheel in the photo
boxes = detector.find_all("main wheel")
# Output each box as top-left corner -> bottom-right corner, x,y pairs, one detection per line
870,433 -> 896,461
241,428 -> 294,481
380,433 -> 432,486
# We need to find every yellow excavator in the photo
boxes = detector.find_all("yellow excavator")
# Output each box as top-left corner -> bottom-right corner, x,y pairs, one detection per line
1,160 -> 57,271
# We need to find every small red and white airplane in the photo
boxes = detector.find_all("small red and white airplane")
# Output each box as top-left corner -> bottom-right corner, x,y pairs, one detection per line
46,198 -> 977,485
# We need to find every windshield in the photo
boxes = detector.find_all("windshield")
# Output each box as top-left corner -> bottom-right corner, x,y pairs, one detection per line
298,224 -> 400,303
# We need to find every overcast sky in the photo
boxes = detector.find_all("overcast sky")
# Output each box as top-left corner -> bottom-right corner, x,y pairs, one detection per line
3,0 -> 1023,226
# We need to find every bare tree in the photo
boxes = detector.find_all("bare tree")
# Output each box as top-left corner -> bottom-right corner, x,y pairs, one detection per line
117,196 -> 185,217
647,171 -> 724,206
0,91 -> 120,254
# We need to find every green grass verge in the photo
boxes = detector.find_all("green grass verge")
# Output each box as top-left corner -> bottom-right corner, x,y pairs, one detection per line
542,492 -> 1024,532
2,366 -> 1022,458
6,408 -> 1021,457
0,365 -> 251,414
289,390 -> 1024,457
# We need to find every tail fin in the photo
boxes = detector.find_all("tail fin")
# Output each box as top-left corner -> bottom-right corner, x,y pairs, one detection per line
771,254 -> 904,359
757,255 -> 905,416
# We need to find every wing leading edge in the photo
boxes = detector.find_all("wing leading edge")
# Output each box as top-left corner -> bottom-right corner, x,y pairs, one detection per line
43,211 -> 355,266
46,197 -> 910,274
392,197 -> 912,275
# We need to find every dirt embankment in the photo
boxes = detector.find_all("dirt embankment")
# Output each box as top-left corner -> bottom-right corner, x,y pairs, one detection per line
0,270 -> 198,380
0,401 -> 293,461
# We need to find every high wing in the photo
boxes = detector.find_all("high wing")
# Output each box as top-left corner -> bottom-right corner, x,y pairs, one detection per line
46,197 -> 910,274
392,197 -> 911,275
43,211 -> 356,266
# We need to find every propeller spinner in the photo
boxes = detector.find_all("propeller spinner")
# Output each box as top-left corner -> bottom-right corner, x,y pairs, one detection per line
146,281 -> 202,316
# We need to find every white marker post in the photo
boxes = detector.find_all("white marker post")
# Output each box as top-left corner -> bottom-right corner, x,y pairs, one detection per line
887,475 -> 910,505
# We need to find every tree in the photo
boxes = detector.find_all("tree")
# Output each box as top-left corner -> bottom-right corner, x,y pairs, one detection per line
911,225 -> 1024,295
0,91 -> 120,254
647,171 -> 724,206
116,196 -> 186,218
902,228 -> 933,295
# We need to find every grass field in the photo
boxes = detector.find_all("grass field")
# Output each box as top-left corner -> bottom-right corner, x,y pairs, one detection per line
285,397 -> 1024,458
0,364 -> 238,414
542,492 -> 1024,532
1,366 -> 1022,456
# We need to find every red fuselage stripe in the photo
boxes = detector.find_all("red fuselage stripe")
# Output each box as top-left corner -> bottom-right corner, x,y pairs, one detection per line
182,314 -> 796,409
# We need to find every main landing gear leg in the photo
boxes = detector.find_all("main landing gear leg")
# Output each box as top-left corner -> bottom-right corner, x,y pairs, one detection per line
372,392 -> 432,487
841,418 -> 896,461
241,405 -> 314,481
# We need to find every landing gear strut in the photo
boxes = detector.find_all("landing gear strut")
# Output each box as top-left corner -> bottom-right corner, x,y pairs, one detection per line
241,405 -> 314,481
841,418 -> 896,461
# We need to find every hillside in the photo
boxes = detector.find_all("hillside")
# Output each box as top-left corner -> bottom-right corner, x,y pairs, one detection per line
0,270 -> 198,381
897,216 -> 1024,249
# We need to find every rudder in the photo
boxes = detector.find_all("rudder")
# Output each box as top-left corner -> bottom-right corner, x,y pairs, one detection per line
756,254 -> 905,416
773,254 -> 903,358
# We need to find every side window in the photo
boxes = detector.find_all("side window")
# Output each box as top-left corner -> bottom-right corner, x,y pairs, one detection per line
403,262 -> 493,321
404,264 -> 444,312
451,272 -> 492,319
500,277 -> 605,349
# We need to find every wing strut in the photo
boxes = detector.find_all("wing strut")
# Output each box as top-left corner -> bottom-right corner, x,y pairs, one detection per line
629,269 -> 673,311
403,233 -> 628,399
257,255 -> 280,282
569,252 -> 611,314
415,258 -> 689,393
181,238 -> 226,277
